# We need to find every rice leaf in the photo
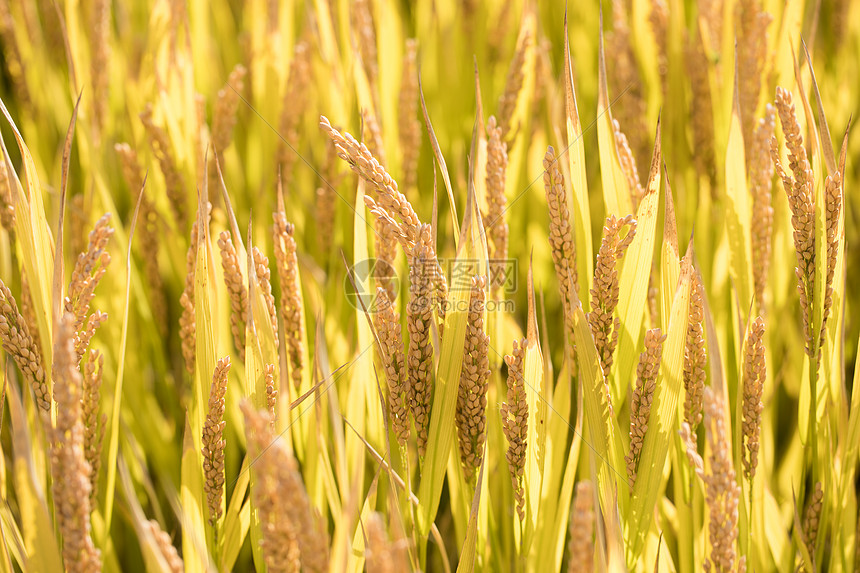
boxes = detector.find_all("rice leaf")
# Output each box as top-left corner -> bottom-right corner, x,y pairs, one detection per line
0,98 -> 55,368
569,281 -> 627,518
345,176 -> 370,503
119,457 -> 184,573
346,472 -> 379,573
417,175 -> 485,541
419,71 -> 460,246
520,258 -> 546,554
6,382 -> 62,571
660,170 -> 681,331
180,414 -> 210,572
613,119 -> 661,404
456,455 -> 485,573
103,174 -> 146,537
627,252 -> 691,564
563,9 -> 594,304
218,457 -> 250,570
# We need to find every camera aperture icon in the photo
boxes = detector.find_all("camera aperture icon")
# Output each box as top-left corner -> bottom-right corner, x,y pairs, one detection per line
344,258 -> 400,313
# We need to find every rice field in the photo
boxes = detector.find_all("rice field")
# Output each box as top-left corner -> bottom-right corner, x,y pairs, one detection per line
0,0 -> 858,571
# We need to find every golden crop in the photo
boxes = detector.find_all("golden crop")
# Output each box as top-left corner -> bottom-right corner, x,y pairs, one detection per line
0,0 -> 857,571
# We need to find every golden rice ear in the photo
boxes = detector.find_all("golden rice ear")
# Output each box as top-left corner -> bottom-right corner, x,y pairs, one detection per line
407,224 -> 435,458
741,316 -> 766,481
202,356 -> 230,525
486,116 -> 509,273
626,328 -> 666,488
0,279 -> 50,411
455,275 -> 490,484
501,337 -> 528,522
772,87 -> 816,357
179,203 -> 211,374
218,230 -> 248,361
567,480 -> 595,573
683,272 -> 706,442
273,199 -> 305,392
496,17 -> 532,140
399,38 -> 421,191
587,214 -> 637,385
544,145 -> 578,341
750,106 -> 776,313
140,105 -> 188,231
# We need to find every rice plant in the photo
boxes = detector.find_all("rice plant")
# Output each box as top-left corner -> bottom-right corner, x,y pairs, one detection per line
0,0 -> 857,571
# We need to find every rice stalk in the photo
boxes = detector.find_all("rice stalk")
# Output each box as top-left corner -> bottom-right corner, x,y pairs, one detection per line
685,29 -> 716,182
802,481 -> 823,562
352,0 -> 378,90
210,64 -> 246,154
741,317 -> 766,481
143,520 -> 183,573
362,109 -> 387,168
90,0 -> 111,135
374,215 -> 399,302
398,38 -> 420,191
736,0 -> 772,155
202,356 -> 230,525
688,388 -> 744,573
319,116 -> 420,252
487,116 -> 509,284
217,230 -> 248,360
649,0 -> 669,95
613,119 -> 644,210
314,186 -> 336,262
750,106 -> 775,311
501,337 -> 528,521
543,145 -> 577,363
819,153 -> 843,354
115,143 -> 166,327
364,512 -> 410,573
82,349 -> 105,507
20,276 -> 39,355
264,363 -> 277,423
497,27 -> 531,139
252,246 -> 280,353
65,213 -> 113,362
179,203 -> 210,374
242,401 -> 329,572
771,87 -> 815,357
606,1 -> 649,172
375,287 -> 408,446
698,0 -> 723,55
0,0 -> 30,110
0,154 -> 15,232
140,104 -> 187,230
69,195 -> 87,266
276,41 -> 311,185
50,313 -> 102,572
320,117 -> 449,334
